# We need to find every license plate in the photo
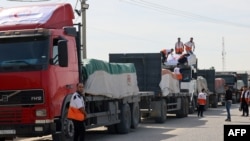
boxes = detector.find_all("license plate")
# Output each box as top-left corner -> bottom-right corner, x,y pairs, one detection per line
0,130 -> 16,135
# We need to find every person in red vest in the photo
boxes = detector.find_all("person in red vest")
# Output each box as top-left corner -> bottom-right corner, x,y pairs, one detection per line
175,37 -> 184,54
184,37 -> 195,54
160,48 -> 174,64
68,83 -> 87,141
240,86 -> 249,117
197,88 -> 207,117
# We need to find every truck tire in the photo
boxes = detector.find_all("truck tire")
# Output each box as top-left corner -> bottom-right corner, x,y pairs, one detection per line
154,99 -> 167,123
176,97 -> 186,118
116,103 -> 131,134
184,97 -> 189,117
211,95 -> 218,108
131,102 -> 140,129
232,95 -> 236,104
221,102 -> 225,106
0,137 -> 5,141
189,98 -> 196,114
52,109 -> 74,141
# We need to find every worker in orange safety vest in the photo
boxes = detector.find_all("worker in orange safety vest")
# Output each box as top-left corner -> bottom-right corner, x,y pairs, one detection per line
175,37 -> 184,54
67,83 -> 87,141
184,37 -> 195,54
197,88 -> 207,117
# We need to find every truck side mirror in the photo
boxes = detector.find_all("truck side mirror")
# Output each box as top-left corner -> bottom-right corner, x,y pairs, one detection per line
58,40 -> 68,67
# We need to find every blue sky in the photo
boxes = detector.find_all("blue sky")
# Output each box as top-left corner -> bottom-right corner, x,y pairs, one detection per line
1,0 -> 250,72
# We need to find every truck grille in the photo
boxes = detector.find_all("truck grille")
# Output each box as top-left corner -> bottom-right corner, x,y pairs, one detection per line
0,89 -> 44,106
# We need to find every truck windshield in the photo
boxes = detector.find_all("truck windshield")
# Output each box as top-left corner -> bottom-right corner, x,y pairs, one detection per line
0,36 -> 49,72
181,69 -> 191,82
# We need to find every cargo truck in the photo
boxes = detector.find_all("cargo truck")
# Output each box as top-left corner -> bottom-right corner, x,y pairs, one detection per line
0,3 -> 151,141
215,71 -> 237,104
109,53 -> 190,123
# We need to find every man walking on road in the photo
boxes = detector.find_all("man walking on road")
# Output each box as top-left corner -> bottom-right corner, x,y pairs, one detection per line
224,85 -> 232,122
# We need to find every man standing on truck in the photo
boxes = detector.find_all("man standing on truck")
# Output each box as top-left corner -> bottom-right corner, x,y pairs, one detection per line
67,83 -> 87,141
197,88 -> 207,117
184,37 -> 195,54
224,85 -> 232,122
175,37 -> 184,54
240,86 -> 249,117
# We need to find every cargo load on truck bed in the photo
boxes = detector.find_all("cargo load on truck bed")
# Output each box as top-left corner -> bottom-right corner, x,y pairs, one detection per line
197,76 -> 208,93
83,59 -> 139,98
160,69 -> 180,96
165,53 -> 197,66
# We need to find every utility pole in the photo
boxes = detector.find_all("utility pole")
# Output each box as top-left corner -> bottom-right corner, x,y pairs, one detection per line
81,0 -> 89,59
222,37 -> 226,71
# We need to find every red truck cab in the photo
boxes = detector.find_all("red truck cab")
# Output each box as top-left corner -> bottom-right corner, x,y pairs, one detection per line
0,3 -> 79,140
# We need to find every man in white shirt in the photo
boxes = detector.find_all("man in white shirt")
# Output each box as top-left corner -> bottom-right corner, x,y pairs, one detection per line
175,37 -> 184,54
184,37 -> 195,54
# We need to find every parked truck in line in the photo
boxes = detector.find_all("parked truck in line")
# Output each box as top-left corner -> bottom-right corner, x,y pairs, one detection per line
109,53 -> 190,123
0,3 -> 155,141
197,69 -> 217,108
215,78 -> 226,105
215,71 -> 238,104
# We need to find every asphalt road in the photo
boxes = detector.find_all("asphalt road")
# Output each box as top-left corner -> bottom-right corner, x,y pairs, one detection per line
13,103 -> 250,141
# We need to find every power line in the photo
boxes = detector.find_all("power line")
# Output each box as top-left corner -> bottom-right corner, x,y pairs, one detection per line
122,0 -> 250,29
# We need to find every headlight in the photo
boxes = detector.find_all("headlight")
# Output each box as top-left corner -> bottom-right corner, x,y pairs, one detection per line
36,109 -> 47,117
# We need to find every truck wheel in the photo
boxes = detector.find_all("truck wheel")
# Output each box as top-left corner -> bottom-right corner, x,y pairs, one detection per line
0,137 -> 5,141
154,99 -> 167,123
116,103 -> 131,134
221,102 -> 225,106
52,109 -> 74,141
232,96 -> 236,104
211,95 -> 218,108
184,98 -> 189,117
176,97 -> 185,118
189,99 -> 195,114
131,102 -> 140,129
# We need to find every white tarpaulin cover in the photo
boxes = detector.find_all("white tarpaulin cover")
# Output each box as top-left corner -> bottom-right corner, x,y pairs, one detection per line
165,53 -> 197,66
83,59 -> 139,99
197,76 -> 208,93
0,3 -> 74,30
159,69 -> 180,96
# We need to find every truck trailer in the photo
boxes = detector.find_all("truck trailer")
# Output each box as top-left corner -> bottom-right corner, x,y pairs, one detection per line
110,53 -> 193,123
